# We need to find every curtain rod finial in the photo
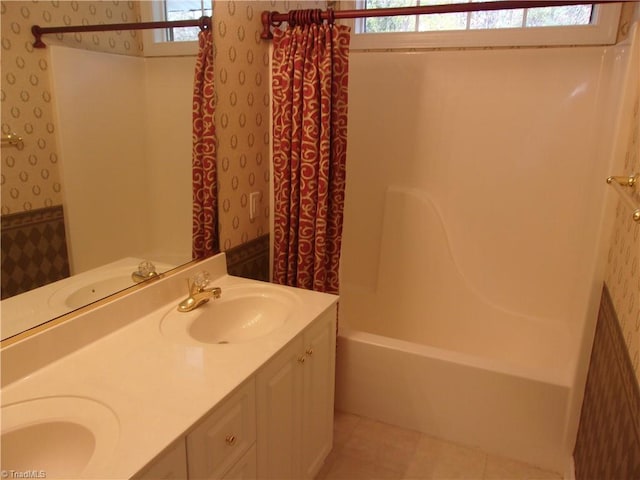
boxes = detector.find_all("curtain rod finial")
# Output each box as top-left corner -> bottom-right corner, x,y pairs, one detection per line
198,16 -> 211,31
31,25 -> 46,48
261,10 -> 275,39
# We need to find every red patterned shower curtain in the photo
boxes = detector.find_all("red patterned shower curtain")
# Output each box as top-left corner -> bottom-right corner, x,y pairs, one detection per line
192,29 -> 218,259
272,21 -> 351,294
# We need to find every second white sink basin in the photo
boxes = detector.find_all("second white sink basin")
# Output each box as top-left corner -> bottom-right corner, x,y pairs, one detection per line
160,284 -> 299,344
3,421 -> 95,476
1,396 -> 120,479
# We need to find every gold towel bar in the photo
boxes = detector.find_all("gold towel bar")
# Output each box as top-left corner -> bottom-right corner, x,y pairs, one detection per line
1,133 -> 23,147
607,174 -> 640,223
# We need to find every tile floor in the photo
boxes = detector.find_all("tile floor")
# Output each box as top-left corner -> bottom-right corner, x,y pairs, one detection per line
315,411 -> 563,480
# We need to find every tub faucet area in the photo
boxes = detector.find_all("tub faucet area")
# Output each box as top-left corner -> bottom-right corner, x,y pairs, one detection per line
177,271 -> 222,312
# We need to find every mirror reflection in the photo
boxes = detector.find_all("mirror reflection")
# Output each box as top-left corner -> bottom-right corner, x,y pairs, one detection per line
1,1 -> 201,340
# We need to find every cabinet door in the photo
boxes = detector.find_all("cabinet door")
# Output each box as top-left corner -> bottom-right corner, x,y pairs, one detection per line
134,439 -> 188,480
187,380 -> 256,479
301,307 -> 337,479
256,336 -> 304,479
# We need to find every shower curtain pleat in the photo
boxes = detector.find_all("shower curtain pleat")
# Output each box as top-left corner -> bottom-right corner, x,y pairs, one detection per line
192,29 -> 219,259
271,22 -> 350,294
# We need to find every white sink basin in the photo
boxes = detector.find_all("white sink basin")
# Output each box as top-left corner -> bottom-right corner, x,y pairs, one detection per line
1,397 -> 120,479
3,421 -> 95,476
160,284 -> 299,344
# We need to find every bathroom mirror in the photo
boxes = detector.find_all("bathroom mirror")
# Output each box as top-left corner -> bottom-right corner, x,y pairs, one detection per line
0,1 -> 209,341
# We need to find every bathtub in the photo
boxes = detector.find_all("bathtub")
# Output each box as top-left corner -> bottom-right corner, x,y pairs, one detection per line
335,187 -> 574,473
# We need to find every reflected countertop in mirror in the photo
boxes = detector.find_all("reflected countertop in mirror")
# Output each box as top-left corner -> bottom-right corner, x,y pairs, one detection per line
1,257 -> 178,341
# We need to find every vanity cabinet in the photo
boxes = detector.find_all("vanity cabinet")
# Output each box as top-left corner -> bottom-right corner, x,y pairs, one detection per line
187,380 -> 256,479
256,307 -> 336,479
131,305 -> 336,480
134,380 -> 256,480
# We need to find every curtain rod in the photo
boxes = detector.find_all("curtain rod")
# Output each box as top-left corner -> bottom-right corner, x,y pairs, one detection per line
260,0 -> 624,39
31,16 -> 212,49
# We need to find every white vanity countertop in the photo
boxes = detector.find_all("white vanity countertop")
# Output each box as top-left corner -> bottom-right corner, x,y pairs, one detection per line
1,255 -> 338,479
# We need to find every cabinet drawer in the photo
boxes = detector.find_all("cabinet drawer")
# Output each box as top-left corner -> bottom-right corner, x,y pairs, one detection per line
187,379 -> 256,479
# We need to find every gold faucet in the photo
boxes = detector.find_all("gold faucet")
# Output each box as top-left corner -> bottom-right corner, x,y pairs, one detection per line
177,273 -> 221,312
131,260 -> 158,283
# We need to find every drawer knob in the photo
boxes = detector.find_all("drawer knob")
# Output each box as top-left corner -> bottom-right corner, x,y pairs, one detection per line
306,348 -> 313,356
225,434 -> 236,446
298,355 -> 306,364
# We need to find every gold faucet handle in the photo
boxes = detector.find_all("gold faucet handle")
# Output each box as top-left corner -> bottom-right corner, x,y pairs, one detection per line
131,260 -> 158,283
189,271 -> 211,294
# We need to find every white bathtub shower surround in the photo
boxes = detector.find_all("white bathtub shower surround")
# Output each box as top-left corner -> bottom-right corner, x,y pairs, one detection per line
337,187 -> 572,470
341,46 -> 616,333
338,39 -> 634,474
345,186 -> 573,384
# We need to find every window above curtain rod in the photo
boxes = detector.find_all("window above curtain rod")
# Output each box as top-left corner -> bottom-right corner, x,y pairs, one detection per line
31,16 -> 212,49
260,0 -> 627,39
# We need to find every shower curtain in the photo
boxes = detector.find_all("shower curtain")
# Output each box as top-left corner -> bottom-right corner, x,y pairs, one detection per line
192,28 -> 218,259
271,20 -> 350,294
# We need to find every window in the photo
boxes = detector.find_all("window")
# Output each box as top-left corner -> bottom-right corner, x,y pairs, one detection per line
163,0 -> 213,42
140,0 -> 212,57
360,0 -> 593,33
350,0 -> 621,49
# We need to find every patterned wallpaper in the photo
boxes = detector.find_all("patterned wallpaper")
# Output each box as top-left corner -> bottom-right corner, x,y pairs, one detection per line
212,0 -> 269,251
212,0 -> 324,251
0,1 -> 142,215
605,89 -> 640,385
